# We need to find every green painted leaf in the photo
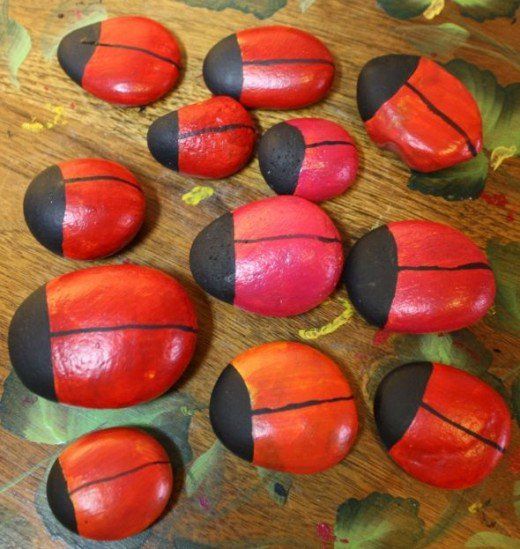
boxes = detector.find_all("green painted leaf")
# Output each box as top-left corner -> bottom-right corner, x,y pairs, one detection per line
512,375 -> 520,426
377,0 -> 432,19
0,2 -> 31,87
185,440 -> 225,498
485,239 -> 520,334
179,0 -> 287,19
257,467 -> 293,505
454,0 -> 520,22
300,0 -> 317,12
401,22 -> 469,57
334,492 -> 425,548
408,152 -> 488,200
466,531 -> 520,548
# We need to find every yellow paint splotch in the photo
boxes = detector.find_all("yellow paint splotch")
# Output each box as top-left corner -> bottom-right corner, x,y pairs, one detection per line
182,186 -> 215,206
298,298 -> 355,340
21,103 -> 67,133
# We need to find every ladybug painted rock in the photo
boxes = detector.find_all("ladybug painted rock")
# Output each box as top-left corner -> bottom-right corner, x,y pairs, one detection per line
375,362 -> 511,489
210,342 -> 358,474
343,221 -> 495,333
24,158 -> 145,260
58,16 -> 181,106
203,26 -> 335,110
190,196 -> 344,317
8,265 -> 197,408
147,96 -> 256,179
258,118 -> 359,202
357,55 -> 483,172
47,427 -> 173,540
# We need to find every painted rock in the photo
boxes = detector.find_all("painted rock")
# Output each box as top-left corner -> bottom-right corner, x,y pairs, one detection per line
357,54 -> 482,172
147,96 -> 256,179
24,158 -> 145,260
210,342 -> 358,473
375,362 -> 510,489
8,265 -> 197,408
58,16 -> 181,106
190,196 -> 343,317
47,427 -> 173,540
203,26 -> 334,109
343,221 -> 495,333
258,118 -> 359,202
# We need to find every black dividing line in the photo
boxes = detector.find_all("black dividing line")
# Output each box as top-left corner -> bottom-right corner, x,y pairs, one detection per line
51,323 -> 198,338
305,140 -> 354,149
178,124 -> 256,140
69,460 -> 171,496
398,262 -> 491,272
420,402 -> 505,453
243,58 -> 334,67
63,175 -> 142,191
404,82 -> 478,157
253,395 -> 353,416
235,234 -> 341,244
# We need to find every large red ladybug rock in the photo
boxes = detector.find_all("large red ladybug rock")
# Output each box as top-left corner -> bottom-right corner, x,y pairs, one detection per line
190,196 -> 343,317
375,362 -> 511,489
147,96 -> 256,179
210,342 -> 358,473
343,221 -> 495,333
357,55 -> 483,172
47,427 -> 173,540
58,16 -> 181,106
8,265 -> 197,408
258,118 -> 359,202
24,158 -> 145,260
203,26 -> 335,110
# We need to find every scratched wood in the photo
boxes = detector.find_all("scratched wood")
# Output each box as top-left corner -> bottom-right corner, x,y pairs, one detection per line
0,1 -> 519,547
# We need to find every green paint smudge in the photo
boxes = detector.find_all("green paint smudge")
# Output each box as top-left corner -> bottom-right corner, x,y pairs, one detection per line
0,0 -> 31,87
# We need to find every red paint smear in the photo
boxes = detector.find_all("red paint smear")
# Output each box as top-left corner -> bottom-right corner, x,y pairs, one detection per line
373,329 -> 393,346
198,495 -> 211,510
481,191 -> 517,222
316,523 -> 336,543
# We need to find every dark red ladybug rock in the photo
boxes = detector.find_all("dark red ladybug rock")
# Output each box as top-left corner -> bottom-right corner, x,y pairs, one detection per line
375,362 -> 511,489
8,265 -> 197,408
190,196 -> 343,317
58,16 -> 181,106
258,118 -> 359,202
24,158 -> 145,260
47,427 -> 173,540
147,96 -> 256,179
343,221 -> 495,333
357,55 -> 483,172
210,342 -> 358,474
203,26 -> 334,110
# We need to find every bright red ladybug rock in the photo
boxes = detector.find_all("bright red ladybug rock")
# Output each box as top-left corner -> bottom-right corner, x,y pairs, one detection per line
258,118 -> 359,202
24,158 -> 145,260
357,54 -> 483,172
210,342 -> 358,474
203,26 -> 335,110
147,96 -> 256,179
8,265 -> 197,408
375,362 -> 511,489
343,221 -> 495,333
190,196 -> 344,317
58,16 -> 181,106
47,427 -> 173,540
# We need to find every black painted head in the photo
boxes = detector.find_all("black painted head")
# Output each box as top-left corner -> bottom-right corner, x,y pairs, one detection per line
203,34 -> 243,100
258,122 -> 306,196
147,111 -> 179,171
8,285 -> 56,401
57,22 -> 101,86
343,224 -> 398,328
47,458 -> 78,534
357,54 -> 420,122
23,165 -> 66,256
210,364 -> 253,462
189,213 -> 236,304
374,362 -> 433,450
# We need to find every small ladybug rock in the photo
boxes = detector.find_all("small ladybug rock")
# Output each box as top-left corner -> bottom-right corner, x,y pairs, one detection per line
47,427 -> 173,540
357,54 -> 483,172
375,362 -> 511,489
58,16 -> 181,106
24,158 -> 145,260
203,26 -> 334,110
343,221 -> 495,333
8,265 -> 197,408
190,196 -> 344,317
147,96 -> 256,179
210,342 -> 358,474
258,118 -> 359,202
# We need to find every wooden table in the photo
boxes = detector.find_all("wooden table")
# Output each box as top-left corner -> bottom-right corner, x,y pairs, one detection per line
0,1 -> 519,547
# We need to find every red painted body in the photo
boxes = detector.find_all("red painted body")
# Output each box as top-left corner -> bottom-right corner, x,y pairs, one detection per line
59,427 -> 172,540
234,196 -> 343,316
60,158 -> 145,259
83,16 -> 181,106
365,58 -> 482,172
390,364 -> 511,489
48,265 -> 197,408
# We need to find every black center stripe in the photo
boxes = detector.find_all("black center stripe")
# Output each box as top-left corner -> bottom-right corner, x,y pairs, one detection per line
63,174 -> 142,192
305,140 -> 353,149
398,262 -> 491,272
404,82 -> 478,157
252,395 -> 353,416
243,58 -> 334,67
235,234 -> 341,244
50,323 -> 197,338
178,124 -> 255,140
